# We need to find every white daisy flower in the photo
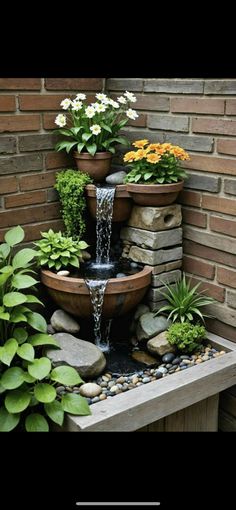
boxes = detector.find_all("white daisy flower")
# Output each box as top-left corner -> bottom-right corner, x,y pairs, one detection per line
85,106 -> 96,118
126,109 -> 139,120
55,114 -> 67,127
96,93 -> 108,102
95,102 -> 107,113
60,98 -> 72,110
109,100 -> 119,109
90,124 -> 101,135
117,96 -> 127,104
76,93 -> 86,100
124,91 -> 137,103
71,100 -> 83,111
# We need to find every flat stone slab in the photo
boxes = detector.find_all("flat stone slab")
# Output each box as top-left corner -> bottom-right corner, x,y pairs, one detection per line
148,285 -> 175,302
45,333 -> 106,379
128,246 -> 183,265
148,300 -> 168,312
150,260 -> 182,275
152,269 -> 181,287
127,204 -> 182,231
147,331 -> 175,356
121,226 -> 182,250
50,309 -> 80,334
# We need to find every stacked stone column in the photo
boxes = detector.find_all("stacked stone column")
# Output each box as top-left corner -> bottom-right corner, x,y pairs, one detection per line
121,203 -> 182,311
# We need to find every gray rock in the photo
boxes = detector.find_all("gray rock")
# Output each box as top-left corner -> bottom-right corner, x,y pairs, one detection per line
106,171 -> 126,185
116,273 -> 126,278
47,324 -> 56,335
147,331 -> 175,356
162,352 -> 176,364
134,304 -> 150,321
136,313 -> 170,341
45,333 -> 106,379
80,383 -> 102,398
51,309 -> 80,334
155,371 -> 163,379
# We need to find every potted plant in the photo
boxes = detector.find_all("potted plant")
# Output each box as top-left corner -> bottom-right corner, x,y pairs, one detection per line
54,91 -> 139,182
123,139 -> 189,206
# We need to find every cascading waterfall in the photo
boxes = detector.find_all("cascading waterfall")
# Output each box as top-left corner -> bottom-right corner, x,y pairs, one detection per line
85,186 -> 115,352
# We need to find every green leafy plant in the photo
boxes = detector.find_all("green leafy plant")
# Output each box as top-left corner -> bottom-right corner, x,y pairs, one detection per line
35,229 -> 89,271
155,273 -> 215,323
54,91 -> 137,156
167,322 -> 207,353
55,169 -> 92,239
124,140 -> 189,184
0,226 -> 91,431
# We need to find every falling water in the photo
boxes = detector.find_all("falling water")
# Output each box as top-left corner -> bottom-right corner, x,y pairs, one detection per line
96,186 -> 115,263
85,278 -> 109,352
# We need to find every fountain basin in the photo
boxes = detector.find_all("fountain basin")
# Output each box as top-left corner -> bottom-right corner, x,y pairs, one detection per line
85,184 -> 132,222
41,266 -> 152,319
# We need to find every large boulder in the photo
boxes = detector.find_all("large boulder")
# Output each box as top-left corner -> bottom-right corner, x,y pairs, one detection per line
45,333 -> 106,379
147,331 -> 175,357
50,309 -> 80,334
136,312 -> 170,341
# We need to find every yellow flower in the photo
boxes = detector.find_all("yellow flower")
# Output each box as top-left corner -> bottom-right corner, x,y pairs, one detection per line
146,153 -> 161,164
148,143 -> 161,151
134,149 -> 147,161
123,151 -> 137,162
170,146 -> 190,160
132,139 -> 149,148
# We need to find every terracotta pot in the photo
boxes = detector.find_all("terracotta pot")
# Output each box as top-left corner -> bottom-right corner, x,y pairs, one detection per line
126,180 -> 184,206
85,184 -> 132,222
41,266 -> 152,319
73,151 -> 112,182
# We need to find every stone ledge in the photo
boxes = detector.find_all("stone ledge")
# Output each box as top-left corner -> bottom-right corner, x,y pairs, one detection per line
121,226 -> 182,250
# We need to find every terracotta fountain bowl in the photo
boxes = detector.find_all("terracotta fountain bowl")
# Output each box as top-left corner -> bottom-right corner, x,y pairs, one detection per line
41,266 -> 152,319
85,184 -> 132,222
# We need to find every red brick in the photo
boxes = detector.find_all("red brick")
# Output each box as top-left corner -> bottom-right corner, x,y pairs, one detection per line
217,267 -> 236,289
0,96 -> 16,111
202,195 -> 236,215
0,203 -> 60,228
171,97 -> 224,114
183,255 -> 215,279
45,152 -> 73,170
19,94 -> 71,111
184,239 -> 236,269
45,78 -> 103,90
206,318 -> 236,342
0,78 -> 41,90
0,219 -> 64,243
19,171 -> 57,191
226,99 -> 236,115
0,115 -> 40,133
127,114 -> 147,127
182,154 -> 236,175
210,216 -> 236,237
186,275 -> 225,302
182,208 -> 207,227
5,191 -> 46,209
192,117 -> 236,136
133,94 -> 169,111
0,176 -> 18,195
217,139 -> 236,156
178,190 -> 201,207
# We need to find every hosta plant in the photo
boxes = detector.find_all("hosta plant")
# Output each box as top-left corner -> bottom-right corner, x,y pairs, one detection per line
0,226 -> 90,432
155,273 -> 215,323
167,322 -> 207,353
35,229 -> 89,271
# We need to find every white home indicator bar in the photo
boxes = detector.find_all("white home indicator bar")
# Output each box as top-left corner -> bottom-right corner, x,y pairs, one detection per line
76,503 -> 161,506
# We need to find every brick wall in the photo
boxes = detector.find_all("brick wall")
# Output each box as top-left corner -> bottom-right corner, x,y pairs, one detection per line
106,78 -> 236,342
0,77 -> 104,242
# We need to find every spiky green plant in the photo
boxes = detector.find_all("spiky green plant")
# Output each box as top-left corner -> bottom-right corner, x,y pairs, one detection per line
155,274 -> 215,323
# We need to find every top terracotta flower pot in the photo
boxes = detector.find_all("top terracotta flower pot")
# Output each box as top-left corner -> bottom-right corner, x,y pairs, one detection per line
126,180 -> 184,206
73,151 -> 112,182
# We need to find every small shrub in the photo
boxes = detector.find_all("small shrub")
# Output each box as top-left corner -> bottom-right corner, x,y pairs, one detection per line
35,229 -> 89,271
167,322 -> 207,353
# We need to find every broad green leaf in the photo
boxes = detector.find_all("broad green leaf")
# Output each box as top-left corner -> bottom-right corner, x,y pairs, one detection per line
23,372 -> 36,383
12,248 -> 36,269
25,413 -> 49,432
29,396 -> 39,407
5,390 -> 31,413
86,143 -> 97,156
77,241 -> 89,250
1,367 -> 25,389
0,312 -> 10,320
17,343 -> 34,362
0,243 -> 10,259
0,383 -> 5,394
3,292 -> 27,307
0,265 -> 13,274
65,142 -> 78,154
61,393 -> 91,415
25,295 -> 43,306
50,366 -> 83,386
76,142 -> 85,153
11,274 -> 38,289
28,357 -> 51,380
44,400 -> 64,426
0,338 -> 18,366
13,327 -> 28,344
10,310 -> 27,323
0,407 -> 20,432
5,226 -> 24,246
82,132 -> 92,142
70,127 -> 82,135
34,383 -> 56,403
0,273 -> 12,287
28,333 -> 59,347
26,312 -> 47,333
100,122 -> 112,133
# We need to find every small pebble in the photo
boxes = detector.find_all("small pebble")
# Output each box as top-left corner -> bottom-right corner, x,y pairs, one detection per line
155,371 -> 163,379
100,393 -> 107,401
116,273 -> 126,278
172,357 -> 181,365
57,270 -> 70,276
56,385 -> 65,394
156,367 -> 167,374
91,396 -> 100,404
142,377 -> 151,383
110,385 -> 118,393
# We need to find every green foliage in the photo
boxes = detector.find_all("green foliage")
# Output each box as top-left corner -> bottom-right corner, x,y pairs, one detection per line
167,322 -> 207,353
0,226 -> 91,432
155,273 -> 215,323
34,229 -> 89,271
125,164 -> 187,184
55,169 -> 92,239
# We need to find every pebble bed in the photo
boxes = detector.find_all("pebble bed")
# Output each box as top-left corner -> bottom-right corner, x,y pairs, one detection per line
56,344 -> 226,405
